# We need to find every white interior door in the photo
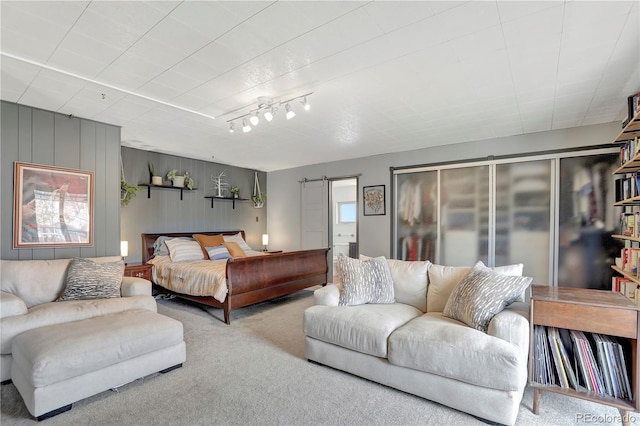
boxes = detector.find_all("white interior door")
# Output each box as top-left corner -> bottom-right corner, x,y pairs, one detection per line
301,180 -> 328,249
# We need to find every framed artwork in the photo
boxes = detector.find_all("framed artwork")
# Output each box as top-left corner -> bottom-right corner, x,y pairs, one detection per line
14,162 -> 94,248
363,185 -> 385,216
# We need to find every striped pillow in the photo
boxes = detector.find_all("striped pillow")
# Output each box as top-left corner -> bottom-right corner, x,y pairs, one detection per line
165,238 -> 205,262
58,258 -> 124,301
206,244 -> 232,260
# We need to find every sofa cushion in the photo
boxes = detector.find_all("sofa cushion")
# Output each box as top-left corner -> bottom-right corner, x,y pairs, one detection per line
0,292 -> 28,318
361,255 -> 430,312
443,267 -> 532,332
426,264 -> 472,313
338,255 -> 395,306
388,313 -> 527,391
57,258 -> 124,301
1,295 -> 157,355
304,304 -> 422,358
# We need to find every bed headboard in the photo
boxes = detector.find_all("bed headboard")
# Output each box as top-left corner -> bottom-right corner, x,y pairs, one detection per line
141,230 -> 246,264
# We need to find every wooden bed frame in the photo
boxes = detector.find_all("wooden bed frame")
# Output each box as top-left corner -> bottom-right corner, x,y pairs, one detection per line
141,231 -> 329,324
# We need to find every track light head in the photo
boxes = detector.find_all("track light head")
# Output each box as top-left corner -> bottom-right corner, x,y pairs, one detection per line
242,119 -> 251,133
264,106 -> 277,122
250,111 -> 260,126
285,103 -> 295,120
301,96 -> 310,111
229,122 -> 235,133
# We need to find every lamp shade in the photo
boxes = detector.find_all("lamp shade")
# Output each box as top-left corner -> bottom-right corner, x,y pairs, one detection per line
262,234 -> 269,246
120,241 -> 129,257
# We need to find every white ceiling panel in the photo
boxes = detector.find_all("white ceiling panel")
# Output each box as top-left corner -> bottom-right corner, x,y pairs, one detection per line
1,1 -> 638,171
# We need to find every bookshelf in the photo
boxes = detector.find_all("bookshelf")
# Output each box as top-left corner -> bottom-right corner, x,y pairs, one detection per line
529,286 -> 639,424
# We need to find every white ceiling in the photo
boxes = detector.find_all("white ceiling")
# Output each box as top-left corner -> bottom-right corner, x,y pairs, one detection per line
1,1 -> 639,172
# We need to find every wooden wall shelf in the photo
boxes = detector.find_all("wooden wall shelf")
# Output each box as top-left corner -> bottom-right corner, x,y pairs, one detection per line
203,196 -> 248,209
139,184 -> 197,201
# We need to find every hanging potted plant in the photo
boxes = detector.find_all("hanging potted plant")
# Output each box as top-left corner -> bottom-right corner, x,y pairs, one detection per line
121,178 -> 140,205
252,192 -> 266,208
252,171 -> 266,208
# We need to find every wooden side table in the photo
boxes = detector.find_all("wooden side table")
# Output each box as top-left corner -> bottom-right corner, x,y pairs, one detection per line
123,263 -> 152,281
529,285 -> 639,424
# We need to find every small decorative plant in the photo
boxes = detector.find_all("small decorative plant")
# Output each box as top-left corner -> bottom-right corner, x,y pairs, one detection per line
184,172 -> 194,190
120,178 -> 140,205
230,186 -> 240,198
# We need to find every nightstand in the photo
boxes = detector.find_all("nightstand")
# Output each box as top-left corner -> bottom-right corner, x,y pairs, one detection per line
123,263 -> 152,281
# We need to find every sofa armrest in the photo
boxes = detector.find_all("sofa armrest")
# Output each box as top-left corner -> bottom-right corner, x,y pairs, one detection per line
121,277 -> 152,297
314,284 -> 340,306
487,302 -> 530,359
0,291 -> 28,318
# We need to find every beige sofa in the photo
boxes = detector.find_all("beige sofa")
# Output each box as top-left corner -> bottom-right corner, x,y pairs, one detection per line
303,258 -> 530,426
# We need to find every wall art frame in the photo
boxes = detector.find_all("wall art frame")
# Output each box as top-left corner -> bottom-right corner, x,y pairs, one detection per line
363,185 -> 385,216
14,161 -> 94,248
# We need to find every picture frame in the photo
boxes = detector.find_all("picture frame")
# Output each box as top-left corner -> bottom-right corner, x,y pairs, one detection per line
363,185 -> 385,216
14,162 -> 94,248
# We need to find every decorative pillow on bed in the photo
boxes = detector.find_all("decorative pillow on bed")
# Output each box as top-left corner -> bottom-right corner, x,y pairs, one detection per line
442,265 -> 532,332
57,258 -> 124,301
225,242 -> 247,258
206,244 -> 232,260
165,238 -> 205,262
223,232 -> 253,252
153,236 -> 193,257
338,254 -> 395,306
193,234 -> 225,259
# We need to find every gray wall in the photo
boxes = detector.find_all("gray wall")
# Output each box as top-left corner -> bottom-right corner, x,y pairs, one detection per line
1,101 -> 121,260
120,147 -> 267,263
267,122 -> 621,258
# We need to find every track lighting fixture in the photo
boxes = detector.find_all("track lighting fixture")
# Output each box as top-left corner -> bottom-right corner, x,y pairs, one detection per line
225,92 -> 312,134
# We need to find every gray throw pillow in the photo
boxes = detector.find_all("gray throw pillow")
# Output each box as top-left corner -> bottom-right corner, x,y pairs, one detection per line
338,254 -> 395,306
443,267 -> 532,332
58,258 -> 124,301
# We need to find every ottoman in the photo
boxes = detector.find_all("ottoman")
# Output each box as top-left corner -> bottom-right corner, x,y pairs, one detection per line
11,309 -> 186,420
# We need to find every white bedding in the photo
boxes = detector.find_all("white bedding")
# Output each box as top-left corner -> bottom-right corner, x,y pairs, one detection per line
149,250 -> 266,303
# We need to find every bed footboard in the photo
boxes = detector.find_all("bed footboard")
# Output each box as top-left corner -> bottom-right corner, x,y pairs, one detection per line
224,248 -> 329,324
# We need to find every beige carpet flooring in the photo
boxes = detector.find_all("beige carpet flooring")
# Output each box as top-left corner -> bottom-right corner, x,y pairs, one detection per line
2,288 -> 638,425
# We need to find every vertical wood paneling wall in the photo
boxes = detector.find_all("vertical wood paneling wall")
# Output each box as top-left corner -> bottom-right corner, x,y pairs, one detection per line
1,101 -> 121,260
120,147 -> 267,264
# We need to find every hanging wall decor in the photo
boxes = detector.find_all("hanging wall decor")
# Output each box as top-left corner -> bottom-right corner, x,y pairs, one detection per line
363,185 -> 385,216
14,162 -> 94,248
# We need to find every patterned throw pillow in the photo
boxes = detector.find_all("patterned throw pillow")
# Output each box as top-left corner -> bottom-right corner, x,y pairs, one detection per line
58,258 -> 124,301
338,254 -> 395,306
206,244 -> 232,261
165,238 -> 205,262
443,267 -> 532,332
